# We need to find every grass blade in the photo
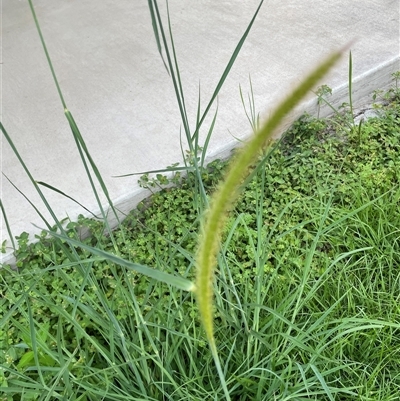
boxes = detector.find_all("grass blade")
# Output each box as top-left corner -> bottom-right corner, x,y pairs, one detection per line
63,110 -> 122,242
149,1 -> 266,213
200,100 -> 219,169
193,0 -> 265,138
36,181 -> 99,219
348,50 -> 354,119
113,165 -> 193,178
1,124 -> 62,232
2,173 -> 52,230
310,364 -> 336,401
39,228 -> 195,292
147,0 -> 169,74
0,125 -> 78,266
0,198 -> 16,252
27,0 -> 123,247
27,0 -> 66,109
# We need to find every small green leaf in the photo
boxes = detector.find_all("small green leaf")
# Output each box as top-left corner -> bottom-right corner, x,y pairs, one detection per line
17,351 -> 34,369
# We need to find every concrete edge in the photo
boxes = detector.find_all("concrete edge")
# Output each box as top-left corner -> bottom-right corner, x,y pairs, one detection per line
204,56 -> 400,163
2,56 -> 399,267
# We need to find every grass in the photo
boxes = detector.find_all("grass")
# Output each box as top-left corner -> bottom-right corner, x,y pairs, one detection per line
1,1 -> 400,400
2,84 -> 400,400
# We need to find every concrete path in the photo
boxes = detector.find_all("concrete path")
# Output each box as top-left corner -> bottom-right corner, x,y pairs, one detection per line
1,0 -> 399,264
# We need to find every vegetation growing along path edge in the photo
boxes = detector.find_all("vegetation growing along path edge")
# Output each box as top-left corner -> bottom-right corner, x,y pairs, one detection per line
1,80 -> 400,400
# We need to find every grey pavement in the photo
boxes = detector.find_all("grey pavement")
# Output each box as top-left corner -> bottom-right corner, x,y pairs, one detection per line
1,0 -> 399,264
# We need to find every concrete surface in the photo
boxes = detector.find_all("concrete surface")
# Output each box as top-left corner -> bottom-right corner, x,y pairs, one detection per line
1,0 -> 399,265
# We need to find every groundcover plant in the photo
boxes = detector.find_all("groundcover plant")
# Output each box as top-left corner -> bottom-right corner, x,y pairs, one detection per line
1,0 -> 400,400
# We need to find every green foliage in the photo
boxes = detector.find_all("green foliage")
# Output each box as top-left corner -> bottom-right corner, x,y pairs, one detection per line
373,71 -> 400,104
2,0 -> 400,398
2,86 -> 400,399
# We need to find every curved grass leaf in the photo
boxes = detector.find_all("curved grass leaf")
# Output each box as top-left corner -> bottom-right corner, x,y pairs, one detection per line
40,228 -> 195,292
36,181 -> 99,219
0,198 -> 16,252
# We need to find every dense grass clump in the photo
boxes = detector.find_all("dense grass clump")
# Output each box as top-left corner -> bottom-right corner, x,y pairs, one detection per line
1,89 -> 400,400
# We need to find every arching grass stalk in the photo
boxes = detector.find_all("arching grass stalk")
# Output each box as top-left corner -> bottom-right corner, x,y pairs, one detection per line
195,45 -> 350,399
146,0 -> 265,212
27,0 -> 122,250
